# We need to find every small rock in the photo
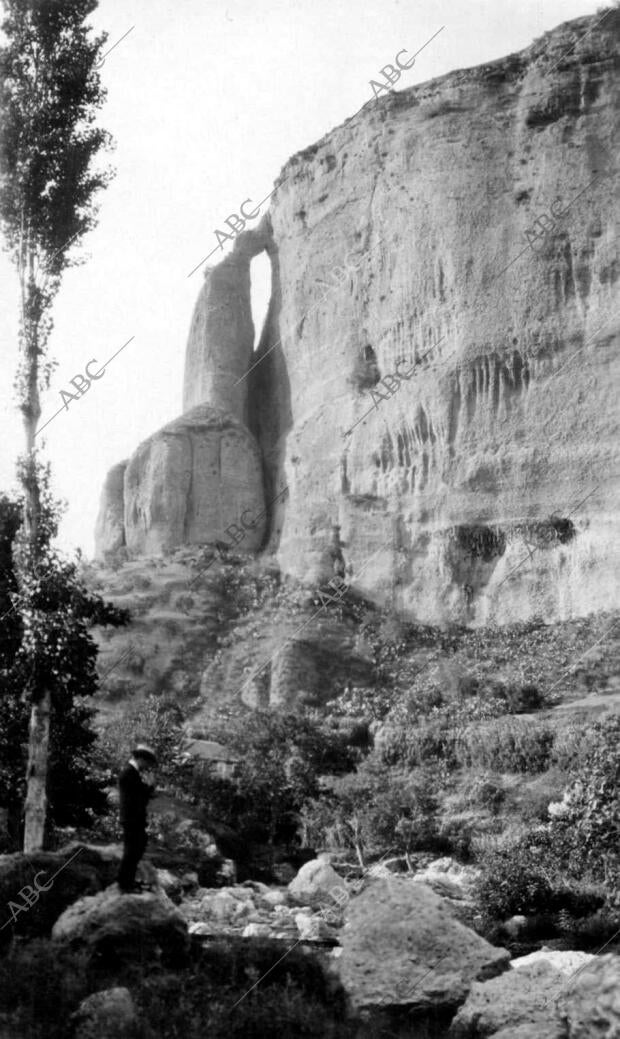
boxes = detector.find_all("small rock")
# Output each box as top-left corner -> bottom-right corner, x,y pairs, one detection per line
288,859 -> 345,907
512,948 -> 595,976
188,921 -> 213,936
503,914 -> 528,939
295,913 -> 335,941
70,987 -> 137,1039
242,923 -> 272,938
261,889 -> 288,908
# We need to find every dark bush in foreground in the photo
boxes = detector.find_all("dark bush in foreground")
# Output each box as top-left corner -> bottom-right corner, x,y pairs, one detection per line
0,935 -> 356,1039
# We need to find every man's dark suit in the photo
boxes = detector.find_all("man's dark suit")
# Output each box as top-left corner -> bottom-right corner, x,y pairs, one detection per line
117,762 -> 154,891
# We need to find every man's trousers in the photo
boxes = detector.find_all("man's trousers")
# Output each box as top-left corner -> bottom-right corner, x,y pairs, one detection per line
118,825 -> 148,891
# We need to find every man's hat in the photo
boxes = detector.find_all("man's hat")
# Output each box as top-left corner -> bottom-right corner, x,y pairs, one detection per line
132,744 -> 157,765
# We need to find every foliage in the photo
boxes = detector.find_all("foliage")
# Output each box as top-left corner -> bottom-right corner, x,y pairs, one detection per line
0,489 -> 128,846
95,695 -> 189,789
192,708 -> 356,850
476,716 -> 620,922
474,828 -> 563,921
301,757 -> 440,866
547,713 -> 620,886
455,716 -> 555,773
0,0 -> 111,286
0,936 -> 356,1039
380,695 -> 509,769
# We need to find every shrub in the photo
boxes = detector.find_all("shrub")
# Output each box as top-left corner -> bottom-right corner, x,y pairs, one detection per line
547,713 -> 620,886
464,773 -> 505,813
301,760 -> 440,866
455,717 -> 554,773
474,830 -> 562,921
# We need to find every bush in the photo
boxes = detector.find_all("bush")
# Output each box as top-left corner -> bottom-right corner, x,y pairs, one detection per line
301,759 -> 440,866
0,935 -> 357,1039
474,830 -> 563,921
0,939 -> 90,1038
547,713 -> 620,886
464,773 -> 505,813
455,717 -> 554,773
381,696 -> 508,769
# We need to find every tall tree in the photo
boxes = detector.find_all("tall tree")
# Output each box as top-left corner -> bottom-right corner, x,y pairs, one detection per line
0,0 -> 111,850
0,487 -> 128,851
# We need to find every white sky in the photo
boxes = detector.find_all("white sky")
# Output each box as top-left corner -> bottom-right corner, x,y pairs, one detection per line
0,0 -> 605,556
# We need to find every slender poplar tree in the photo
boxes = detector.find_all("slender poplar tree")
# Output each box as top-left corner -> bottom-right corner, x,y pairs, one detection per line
0,0 -> 112,850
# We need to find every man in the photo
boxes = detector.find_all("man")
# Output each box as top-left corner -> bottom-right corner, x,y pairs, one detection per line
117,744 -> 157,893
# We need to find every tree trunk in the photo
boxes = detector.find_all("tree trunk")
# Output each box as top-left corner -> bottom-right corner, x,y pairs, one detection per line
20,257 -> 51,853
22,689 -> 51,852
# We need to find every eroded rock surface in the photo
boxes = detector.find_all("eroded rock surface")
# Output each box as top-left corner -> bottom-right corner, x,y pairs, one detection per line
119,405 -> 265,556
337,877 -> 509,1012
95,10 -> 619,628
52,887 -> 189,964
559,953 -> 620,1038
449,959 -> 567,1037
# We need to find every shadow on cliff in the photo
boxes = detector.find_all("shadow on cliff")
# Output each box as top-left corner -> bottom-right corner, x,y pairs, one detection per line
248,234 -> 292,555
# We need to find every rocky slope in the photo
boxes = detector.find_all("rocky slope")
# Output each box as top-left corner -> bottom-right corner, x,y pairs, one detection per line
95,9 -> 619,628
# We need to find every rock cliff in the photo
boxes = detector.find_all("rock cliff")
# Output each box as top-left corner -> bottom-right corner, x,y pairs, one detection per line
95,9 -> 619,627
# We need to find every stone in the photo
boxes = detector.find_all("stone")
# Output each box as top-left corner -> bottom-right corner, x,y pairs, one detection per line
94,462 -> 128,559
95,8 -> 619,625
242,922 -> 272,938
413,857 -> 479,901
0,843 -> 121,938
71,987 -> 137,1039
261,889 -> 288,907
559,953 -> 620,1038
512,948 -> 595,976
338,878 -> 509,1012
449,959 -> 568,1037
116,405 -> 266,558
502,915 -> 528,939
295,913 -> 335,941
183,229 -> 272,422
52,887 -> 189,965
288,858 -> 346,907
156,868 -> 183,902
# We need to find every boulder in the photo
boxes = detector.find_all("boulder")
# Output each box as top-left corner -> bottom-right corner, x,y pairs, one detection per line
0,844 -> 120,938
559,953 -> 620,1038
70,987 -> 138,1039
288,857 -> 345,908
94,461 -> 128,559
412,857 -> 480,901
260,888 -> 288,908
338,878 -> 509,1013
512,948 -> 595,976
449,960 -> 568,1038
52,887 -> 189,965
117,404 -> 266,558
295,912 -> 337,942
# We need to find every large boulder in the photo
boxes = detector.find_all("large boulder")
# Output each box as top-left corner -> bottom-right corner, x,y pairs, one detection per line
450,951 -> 620,1038
0,844 -> 121,938
559,953 -> 620,1038
52,887 -> 189,966
337,877 -> 509,1013
449,959 -> 566,1037
94,461 -> 128,559
95,404 -> 267,558
288,856 -> 346,908
70,987 -> 138,1039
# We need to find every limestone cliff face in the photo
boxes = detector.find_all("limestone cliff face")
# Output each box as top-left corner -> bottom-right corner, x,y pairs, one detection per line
249,9 -> 620,625
95,10 -> 619,627
97,406 -> 265,557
